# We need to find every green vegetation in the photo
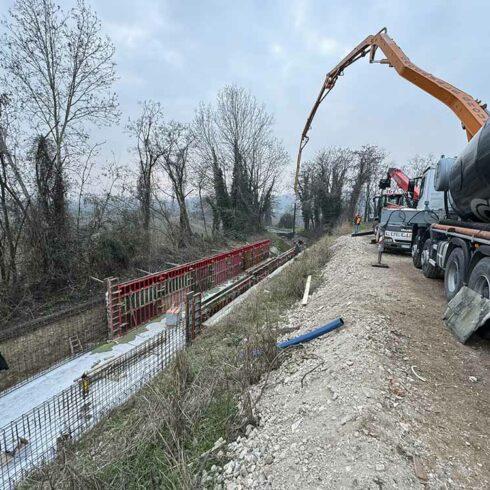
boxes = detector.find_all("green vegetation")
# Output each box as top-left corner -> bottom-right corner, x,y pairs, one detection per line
24,234 -> 335,489
278,212 -> 294,229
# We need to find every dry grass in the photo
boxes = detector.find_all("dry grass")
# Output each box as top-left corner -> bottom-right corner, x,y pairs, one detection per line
22,231 -> 337,489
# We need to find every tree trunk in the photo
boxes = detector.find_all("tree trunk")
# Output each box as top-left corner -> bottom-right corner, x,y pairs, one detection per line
347,180 -> 363,220
175,190 -> 192,245
198,185 -> 208,235
0,157 -> 16,284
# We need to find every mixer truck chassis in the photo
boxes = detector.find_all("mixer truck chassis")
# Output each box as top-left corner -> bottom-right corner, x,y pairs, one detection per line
413,221 -> 490,302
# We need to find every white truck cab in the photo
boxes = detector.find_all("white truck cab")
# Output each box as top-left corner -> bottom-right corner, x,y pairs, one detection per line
378,167 -> 445,253
416,167 -> 445,216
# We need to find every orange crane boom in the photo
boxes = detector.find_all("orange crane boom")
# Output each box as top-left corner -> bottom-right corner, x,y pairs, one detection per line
294,27 -> 489,194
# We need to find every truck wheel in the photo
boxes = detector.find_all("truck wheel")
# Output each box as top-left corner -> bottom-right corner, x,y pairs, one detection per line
412,238 -> 422,269
444,247 -> 466,301
421,238 -> 439,279
412,246 -> 422,269
468,258 -> 490,299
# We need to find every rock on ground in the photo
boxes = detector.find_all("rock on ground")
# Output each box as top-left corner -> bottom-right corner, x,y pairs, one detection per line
206,235 -> 490,489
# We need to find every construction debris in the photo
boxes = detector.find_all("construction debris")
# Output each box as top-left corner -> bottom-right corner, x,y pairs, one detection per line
277,318 -> 344,349
351,230 -> 375,237
301,275 -> 312,306
444,286 -> 490,343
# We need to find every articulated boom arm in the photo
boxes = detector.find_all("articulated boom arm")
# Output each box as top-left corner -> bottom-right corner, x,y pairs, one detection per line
294,28 -> 489,193
379,167 -> 420,201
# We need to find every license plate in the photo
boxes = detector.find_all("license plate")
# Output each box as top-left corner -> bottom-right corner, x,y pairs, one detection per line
385,231 -> 411,239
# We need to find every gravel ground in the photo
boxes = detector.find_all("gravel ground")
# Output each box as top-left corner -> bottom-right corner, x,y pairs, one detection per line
203,235 -> 490,489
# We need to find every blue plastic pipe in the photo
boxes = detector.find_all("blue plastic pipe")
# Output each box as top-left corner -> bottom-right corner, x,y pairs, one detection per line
277,318 -> 344,349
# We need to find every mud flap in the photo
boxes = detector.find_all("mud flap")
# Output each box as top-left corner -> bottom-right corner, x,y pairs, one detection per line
444,286 -> 490,343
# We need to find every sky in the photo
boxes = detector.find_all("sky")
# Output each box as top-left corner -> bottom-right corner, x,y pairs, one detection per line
1,0 -> 490,189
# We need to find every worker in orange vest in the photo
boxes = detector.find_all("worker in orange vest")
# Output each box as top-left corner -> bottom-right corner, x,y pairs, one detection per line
353,213 -> 362,234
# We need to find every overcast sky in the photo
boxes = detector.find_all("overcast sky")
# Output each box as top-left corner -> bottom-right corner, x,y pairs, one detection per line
2,0 -> 490,188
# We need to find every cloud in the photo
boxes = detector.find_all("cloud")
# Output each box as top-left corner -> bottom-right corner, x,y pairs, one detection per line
102,0 -> 184,68
106,19 -> 185,68
293,0 -> 308,29
105,21 -> 148,49
315,35 -> 340,55
270,43 -> 284,57
160,48 -> 184,68
290,0 -> 343,57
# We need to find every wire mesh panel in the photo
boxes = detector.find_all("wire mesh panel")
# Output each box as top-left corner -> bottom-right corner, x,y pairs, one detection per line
107,240 -> 270,337
0,323 -> 185,490
0,301 -> 107,395
201,247 -> 297,321
0,244 -> 296,489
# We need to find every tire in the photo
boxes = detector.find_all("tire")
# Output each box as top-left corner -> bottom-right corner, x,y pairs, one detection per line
421,238 -> 439,279
468,258 -> 490,299
444,247 -> 467,301
412,233 -> 423,269
412,231 -> 424,269
412,245 -> 422,269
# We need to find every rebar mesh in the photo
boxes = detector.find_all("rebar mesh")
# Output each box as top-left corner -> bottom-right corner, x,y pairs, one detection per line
0,242 -> 295,489
0,322 -> 185,490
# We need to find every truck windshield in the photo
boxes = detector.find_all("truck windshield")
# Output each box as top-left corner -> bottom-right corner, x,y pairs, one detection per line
380,209 -> 407,226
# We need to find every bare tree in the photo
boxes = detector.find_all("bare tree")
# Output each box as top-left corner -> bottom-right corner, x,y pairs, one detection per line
347,145 -> 386,219
128,101 -> 165,235
192,168 -> 208,235
194,86 -> 287,233
74,142 -> 104,235
0,95 -> 30,287
403,154 -> 437,178
158,121 -> 195,245
193,103 -> 231,233
298,148 -> 352,230
298,164 -> 314,231
1,0 -> 119,281
362,157 -> 389,221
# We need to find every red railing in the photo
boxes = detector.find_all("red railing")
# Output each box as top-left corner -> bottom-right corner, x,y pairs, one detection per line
106,240 -> 270,337
200,247 -> 297,323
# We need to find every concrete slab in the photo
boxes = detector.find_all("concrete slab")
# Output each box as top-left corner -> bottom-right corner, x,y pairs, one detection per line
444,286 -> 490,343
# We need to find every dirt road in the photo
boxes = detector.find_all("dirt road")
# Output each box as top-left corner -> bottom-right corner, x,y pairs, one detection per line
212,235 -> 490,489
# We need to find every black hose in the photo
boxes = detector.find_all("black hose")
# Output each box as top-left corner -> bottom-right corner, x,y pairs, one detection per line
379,209 -> 407,228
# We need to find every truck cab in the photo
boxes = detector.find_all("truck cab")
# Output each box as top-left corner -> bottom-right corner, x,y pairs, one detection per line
410,162 -> 453,272
415,167 -> 445,215
378,208 -> 414,252
374,193 -> 414,252
378,167 -> 445,255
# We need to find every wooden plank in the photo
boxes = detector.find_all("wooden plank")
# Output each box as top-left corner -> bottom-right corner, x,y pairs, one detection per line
301,275 -> 312,306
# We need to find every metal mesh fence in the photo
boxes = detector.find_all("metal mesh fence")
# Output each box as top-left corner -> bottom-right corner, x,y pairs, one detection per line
107,240 -> 270,337
0,322 -> 185,490
0,241 -> 271,396
0,301 -> 107,394
0,240 -> 270,396
0,243 -> 295,489
201,247 -> 297,322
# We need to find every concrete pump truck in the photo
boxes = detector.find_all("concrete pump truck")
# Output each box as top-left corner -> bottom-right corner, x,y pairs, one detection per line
294,28 -> 490,302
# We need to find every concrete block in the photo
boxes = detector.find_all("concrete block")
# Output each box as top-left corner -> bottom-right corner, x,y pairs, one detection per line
166,305 -> 181,327
444,286 -> 490,343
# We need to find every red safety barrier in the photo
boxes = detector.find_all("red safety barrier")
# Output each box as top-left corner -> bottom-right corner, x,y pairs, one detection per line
106,240 -> 270,337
